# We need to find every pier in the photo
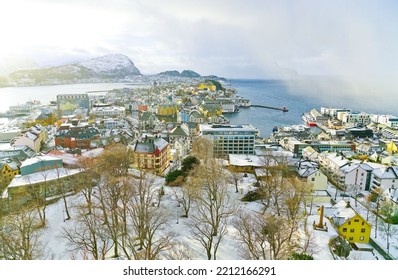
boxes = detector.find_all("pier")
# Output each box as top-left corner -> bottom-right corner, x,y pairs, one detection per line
251,105 -> 288,112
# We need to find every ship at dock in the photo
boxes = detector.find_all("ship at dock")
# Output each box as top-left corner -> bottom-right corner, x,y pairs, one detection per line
302,112 -> 317,127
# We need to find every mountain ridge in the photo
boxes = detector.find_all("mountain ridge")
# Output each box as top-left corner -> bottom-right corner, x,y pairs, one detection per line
1,54 -> 226,87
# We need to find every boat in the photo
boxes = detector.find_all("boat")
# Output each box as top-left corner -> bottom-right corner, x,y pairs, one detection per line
302,113 -> 317,127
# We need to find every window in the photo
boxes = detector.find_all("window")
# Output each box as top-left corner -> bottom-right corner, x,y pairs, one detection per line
360,236 -> 364,241
311,178 -> 315,182
348,221 -> 351,225
361,228 -> 366,233
349,237 -> 354,241
362,222 -> 365,225
342,228 -> 347,232
354,219 -> 359,222
350,229 -> 355,233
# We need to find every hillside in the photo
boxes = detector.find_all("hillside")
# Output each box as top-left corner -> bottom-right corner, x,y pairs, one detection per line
7,54 -> 141,86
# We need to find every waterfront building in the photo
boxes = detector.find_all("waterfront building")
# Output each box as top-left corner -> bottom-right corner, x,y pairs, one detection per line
199,124 -> 257,157
387,117 -> 398,129
341,112 -> 372,126
198,103 -> 222,119
57,94 -> 89,117
310,108 -> 328,122
320,107 -> 351,118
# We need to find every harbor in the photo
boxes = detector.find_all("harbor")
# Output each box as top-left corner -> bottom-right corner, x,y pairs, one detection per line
251,104 -> 288,112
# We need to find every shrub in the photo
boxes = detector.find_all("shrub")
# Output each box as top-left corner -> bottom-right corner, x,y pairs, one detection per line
241,189 -> 262,202
165,169 -> 184,185
288,252 -> 314,260
329,236 -> 351,258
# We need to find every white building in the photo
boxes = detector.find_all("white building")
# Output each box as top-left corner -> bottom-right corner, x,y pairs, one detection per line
90,106 -> 126,118
12,125 -> 48,153
341,112 -> 372,126
370,166 -> 398,193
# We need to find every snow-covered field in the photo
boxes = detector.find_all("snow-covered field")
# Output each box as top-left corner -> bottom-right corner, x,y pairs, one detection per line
35,173 -> 398,260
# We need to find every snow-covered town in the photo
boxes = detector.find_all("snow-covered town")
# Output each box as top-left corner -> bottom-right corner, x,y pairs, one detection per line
1,72 -> 398,261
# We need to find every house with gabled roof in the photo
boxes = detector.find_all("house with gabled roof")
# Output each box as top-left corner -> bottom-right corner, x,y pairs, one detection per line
131,134 -> 170,176
168,124 -> 189,144
297,160 -> 327,191
12,124 -> 48,153
325,200 -> 371,243
0,158 -> 21,192
139,111 -> 158,130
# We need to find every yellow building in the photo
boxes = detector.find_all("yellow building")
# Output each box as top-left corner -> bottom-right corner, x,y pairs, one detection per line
198,104 -> 222,118
157,104 -> 178,116
198,83 -> 216,91
132,136 -> 170,176
386,140 -> 398,154
0,159 -> 21,191
326,200 -> 371,243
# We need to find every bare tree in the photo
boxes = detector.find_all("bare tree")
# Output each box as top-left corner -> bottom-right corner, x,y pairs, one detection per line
61,205 -> 112,260
97,143 -> 132,177
229,171 -> 243,193
119,171 -> 174,260
164,241 -> 196,260
94,175 -> 123,258
378,201 -> 398,254
262,214 -> 292,260
191,136 -> 213,163
233,211 -> 268,259
172,173 -> 201,218
54,167 -> 74,221
187,160 -> 237,260
24,177 -> 47,227
233,210 -> 293,260
0,210 -> 47,260
76,156 -> 100,215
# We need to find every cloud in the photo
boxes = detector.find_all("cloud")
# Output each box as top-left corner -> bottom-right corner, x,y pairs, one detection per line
1,0 -> 398,82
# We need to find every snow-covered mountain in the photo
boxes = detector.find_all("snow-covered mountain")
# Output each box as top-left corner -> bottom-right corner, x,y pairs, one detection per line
79,54 -> 141,76
7,54 -> 141,86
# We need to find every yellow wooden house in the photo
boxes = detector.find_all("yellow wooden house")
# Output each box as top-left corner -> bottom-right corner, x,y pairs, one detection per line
0,159 -> 21,191
326,200 -> 371,243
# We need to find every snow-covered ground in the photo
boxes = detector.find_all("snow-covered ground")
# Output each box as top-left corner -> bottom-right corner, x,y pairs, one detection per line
35,173 -> 398,260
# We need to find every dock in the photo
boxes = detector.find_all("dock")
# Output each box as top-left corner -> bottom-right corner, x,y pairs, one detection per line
251,105 -> 288,112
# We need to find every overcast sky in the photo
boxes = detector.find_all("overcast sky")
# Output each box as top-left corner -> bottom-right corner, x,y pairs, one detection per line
1,0 -> 398,79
